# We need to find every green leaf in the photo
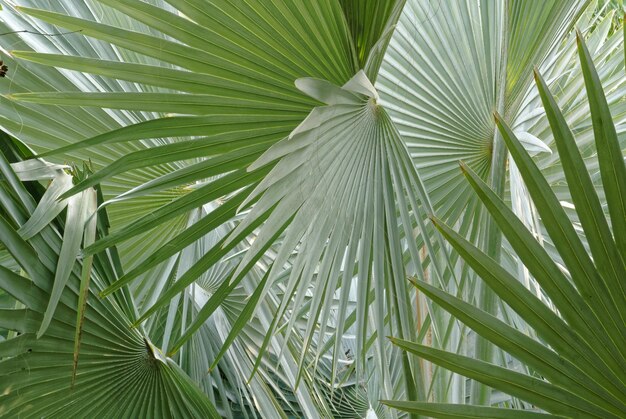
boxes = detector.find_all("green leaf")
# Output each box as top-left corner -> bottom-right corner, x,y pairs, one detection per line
1,0 -> 622,415
72,187 -> 97,385
454,161 -> 626,383
84,167 -> 268,257
431,214 -> 626,402
102,187 -> 252,296
390,338 -> 618,418
382,400 -> 564,418
0,215 -> 50,283
576,29 -> 626,256
409,278 -> 626,413
0,144 -> 219,417
205,269 -> 270,368
9,91 -> 307,114
0,265 -> 47,310
38,188 -> 93,338
131,203 -> 277,328
533,67 -> 626,323
494,114 -> 626,359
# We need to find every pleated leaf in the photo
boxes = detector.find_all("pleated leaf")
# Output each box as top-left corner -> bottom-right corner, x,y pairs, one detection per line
0,141 -> 219,418
388,34 -> 626,418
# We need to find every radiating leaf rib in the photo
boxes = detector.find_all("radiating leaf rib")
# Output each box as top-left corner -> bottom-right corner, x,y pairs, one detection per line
15,7 -> 298,89
37,114 -> 300,158
84,167 -> 267,257
494,114 -> 626,360
576,30 -> 626,256
132,203 -> 277,327
9,91 -> 308,114
390,338 -> 617,418
534,68 -> 626,323
455,162 -> 626,385
373,4 -> 602,321
288,107 -> 380,375
382,400 -> 565,418
11,51 -> 313,106
0,153 -> 218,417
105,0 -> 353,83
67,141 -> 272,199
410,278 -> 626,412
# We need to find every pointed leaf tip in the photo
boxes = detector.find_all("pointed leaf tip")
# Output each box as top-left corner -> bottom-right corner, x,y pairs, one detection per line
533,67 -> 541,81
575,27 -> 583,39
407,277 -> 420,289
575,28 -> 585,47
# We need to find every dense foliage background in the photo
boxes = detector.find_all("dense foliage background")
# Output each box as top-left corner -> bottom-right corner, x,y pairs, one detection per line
0,0 -> 624,417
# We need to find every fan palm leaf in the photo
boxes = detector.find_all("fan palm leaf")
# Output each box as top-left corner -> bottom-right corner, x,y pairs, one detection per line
0,135 -> 219,417
0,0 -> 622,416
386,34 -> 626,418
